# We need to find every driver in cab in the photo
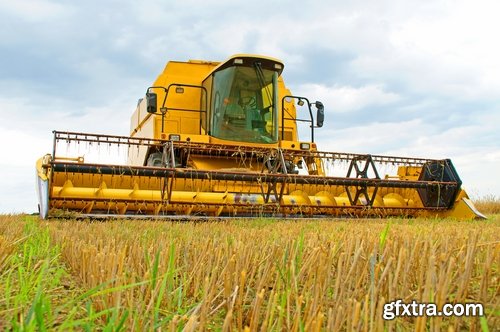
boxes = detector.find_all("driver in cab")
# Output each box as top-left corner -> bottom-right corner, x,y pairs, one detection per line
221,97 -> 272,143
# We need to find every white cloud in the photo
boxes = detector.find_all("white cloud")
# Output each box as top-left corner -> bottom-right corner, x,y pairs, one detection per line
0,165 -> 38,214
296,83 -> 400,113
0,0 -> 71,22
318,119 -> 429,154
350,0 -> 500,101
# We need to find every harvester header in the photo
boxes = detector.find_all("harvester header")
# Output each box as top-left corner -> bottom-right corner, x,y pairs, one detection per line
36,54 -> 485,219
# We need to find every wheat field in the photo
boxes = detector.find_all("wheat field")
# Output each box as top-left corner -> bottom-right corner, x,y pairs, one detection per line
0,207 -> 499,330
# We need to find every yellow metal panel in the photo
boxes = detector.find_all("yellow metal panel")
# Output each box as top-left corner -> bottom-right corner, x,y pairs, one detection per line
397,166 -> 421,180
131,60 -> 218,140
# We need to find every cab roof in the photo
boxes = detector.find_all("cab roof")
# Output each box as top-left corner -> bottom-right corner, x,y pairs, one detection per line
202,54 -> 284,80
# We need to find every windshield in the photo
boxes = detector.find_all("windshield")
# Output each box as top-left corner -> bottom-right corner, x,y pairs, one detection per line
208,65 -> 278,144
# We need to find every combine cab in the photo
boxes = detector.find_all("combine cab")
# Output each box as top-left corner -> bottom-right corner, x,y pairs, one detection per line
36,54 -> 485,219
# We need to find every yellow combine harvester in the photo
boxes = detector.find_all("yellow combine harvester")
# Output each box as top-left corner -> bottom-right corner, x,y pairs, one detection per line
36,54 -> 485,219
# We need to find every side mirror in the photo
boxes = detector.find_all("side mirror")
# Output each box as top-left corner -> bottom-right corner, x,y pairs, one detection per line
315,101 -> 324,127
146,92 -> 157,114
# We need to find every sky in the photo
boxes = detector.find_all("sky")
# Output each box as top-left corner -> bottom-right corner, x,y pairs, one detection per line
0,0 -> 499,214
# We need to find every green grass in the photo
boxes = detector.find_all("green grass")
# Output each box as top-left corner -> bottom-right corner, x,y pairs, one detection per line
0,217 -> 66,330
0,217 -> 142,331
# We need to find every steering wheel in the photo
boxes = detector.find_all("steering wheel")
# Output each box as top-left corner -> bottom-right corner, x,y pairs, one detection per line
240,96 -> 257,109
